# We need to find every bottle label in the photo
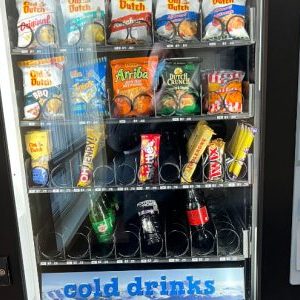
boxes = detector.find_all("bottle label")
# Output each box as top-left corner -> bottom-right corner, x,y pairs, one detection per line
92,217 -> 114,243
186,206 -> 209,226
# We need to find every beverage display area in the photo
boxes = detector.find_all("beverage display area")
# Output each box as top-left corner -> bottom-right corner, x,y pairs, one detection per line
1,0 -> 262,299
32,188 -> 251,267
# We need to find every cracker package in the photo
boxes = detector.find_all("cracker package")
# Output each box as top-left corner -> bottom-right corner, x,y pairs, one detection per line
108,0 -> 152,45
18,56 -> 65,120
16,0 -> 58,48
68,57 -> 107,117
25,130 -> 52,186
60,0 -> 105,46
155,0 -> 200,42
202,0 -> 249,40
110,56 -> 158,117
157,57 -> 201,116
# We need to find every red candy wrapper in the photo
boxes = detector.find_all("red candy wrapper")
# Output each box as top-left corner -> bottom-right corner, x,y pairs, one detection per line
138,134 -> 161,183
207,139 -> 225,181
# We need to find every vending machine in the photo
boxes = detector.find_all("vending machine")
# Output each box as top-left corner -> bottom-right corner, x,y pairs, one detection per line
0,0 -> 265,299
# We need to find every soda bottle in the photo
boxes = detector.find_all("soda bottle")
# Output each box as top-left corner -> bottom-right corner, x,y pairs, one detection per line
186,189 -> 216,255
89,193 -> 116,244
137,196 -> 162,256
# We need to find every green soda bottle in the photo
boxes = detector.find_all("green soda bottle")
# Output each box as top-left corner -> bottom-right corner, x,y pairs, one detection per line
89,193 -> 116,244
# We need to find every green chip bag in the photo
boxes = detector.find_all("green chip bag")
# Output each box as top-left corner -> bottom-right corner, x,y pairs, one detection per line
156,57 -> 201,116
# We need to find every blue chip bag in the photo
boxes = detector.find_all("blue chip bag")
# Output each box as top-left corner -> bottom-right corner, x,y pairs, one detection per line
202,0 -> 249,41
68,57 -> 107,117
60,0 -> 105,46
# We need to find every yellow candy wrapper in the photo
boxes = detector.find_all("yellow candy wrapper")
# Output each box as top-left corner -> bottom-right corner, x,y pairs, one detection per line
77,124 -> 105,187
182,121 -> 215,183
25,130 -> 52,186
227,122 -> 257,179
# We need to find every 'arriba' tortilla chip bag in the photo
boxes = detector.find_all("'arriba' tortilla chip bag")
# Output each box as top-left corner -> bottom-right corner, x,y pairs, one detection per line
110,56 -> 158,117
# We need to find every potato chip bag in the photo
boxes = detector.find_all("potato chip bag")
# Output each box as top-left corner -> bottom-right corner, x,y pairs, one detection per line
155,0 -> 200,42
156,57 -> 201,115
18,56 -> 65,120
203,70 -> 245,114
202,0 -> 249,40
60,0 -> 105,45
68,57 -> 107,117
110,56 -> 158,117
108,0 -> 153,45
16,0 -> 58,48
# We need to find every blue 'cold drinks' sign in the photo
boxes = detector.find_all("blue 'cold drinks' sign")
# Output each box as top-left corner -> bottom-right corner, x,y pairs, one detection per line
42,267 -> 245,300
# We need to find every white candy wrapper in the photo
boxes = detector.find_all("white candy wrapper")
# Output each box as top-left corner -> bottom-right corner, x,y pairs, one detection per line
155,0 -> 200,42
60,0 -> 105,45
202,0 -> 249,40
108,0 -> 152,45
16,0 -> 58,48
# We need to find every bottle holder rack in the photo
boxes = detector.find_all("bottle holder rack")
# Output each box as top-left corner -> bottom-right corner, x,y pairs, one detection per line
26,150 -> 253,190
36,207 -> 246,264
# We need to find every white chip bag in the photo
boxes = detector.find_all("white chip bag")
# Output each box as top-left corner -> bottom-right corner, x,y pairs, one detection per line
155,0 -> 200,42
202,0 -> 249,40
18,57 -> 65,120
16,0 -> 58,48
108,0 -> 152,45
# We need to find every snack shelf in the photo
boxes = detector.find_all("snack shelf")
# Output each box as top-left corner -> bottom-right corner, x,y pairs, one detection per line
28,181 -> 251,194
20,113 -> 253,127
11,40 -> 255,56
39,255 -> 246,267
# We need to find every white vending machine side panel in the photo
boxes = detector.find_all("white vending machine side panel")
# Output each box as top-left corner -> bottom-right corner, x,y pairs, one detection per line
0,3 -> 40,300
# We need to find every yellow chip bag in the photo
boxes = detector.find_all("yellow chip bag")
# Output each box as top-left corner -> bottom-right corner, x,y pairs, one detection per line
25,130 -> 52,186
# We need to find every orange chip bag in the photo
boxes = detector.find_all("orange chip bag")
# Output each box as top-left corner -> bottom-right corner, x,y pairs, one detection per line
205,70 -> 245,114
110,56 -> 158,117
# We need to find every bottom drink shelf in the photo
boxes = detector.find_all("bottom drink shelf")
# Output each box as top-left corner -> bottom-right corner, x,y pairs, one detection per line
39,255 -> 246,267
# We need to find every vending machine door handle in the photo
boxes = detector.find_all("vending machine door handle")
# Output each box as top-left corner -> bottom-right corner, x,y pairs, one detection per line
0,257 -> 11,286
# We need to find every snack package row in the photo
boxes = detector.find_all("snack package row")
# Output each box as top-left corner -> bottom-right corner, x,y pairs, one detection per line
19,55 -> 246,120
25,122 -> 256,187
16,0 -> 250,49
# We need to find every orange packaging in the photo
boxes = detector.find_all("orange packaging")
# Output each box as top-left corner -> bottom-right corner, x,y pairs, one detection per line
205,70 -> 245,114
110,56 -> 158,117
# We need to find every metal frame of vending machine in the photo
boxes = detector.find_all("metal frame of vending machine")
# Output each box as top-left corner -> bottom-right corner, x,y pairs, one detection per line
0,0 -> 266,299
0,90 -> 27,299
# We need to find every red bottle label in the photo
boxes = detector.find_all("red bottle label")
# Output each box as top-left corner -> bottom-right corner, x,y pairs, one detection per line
186,206 -> 209,226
